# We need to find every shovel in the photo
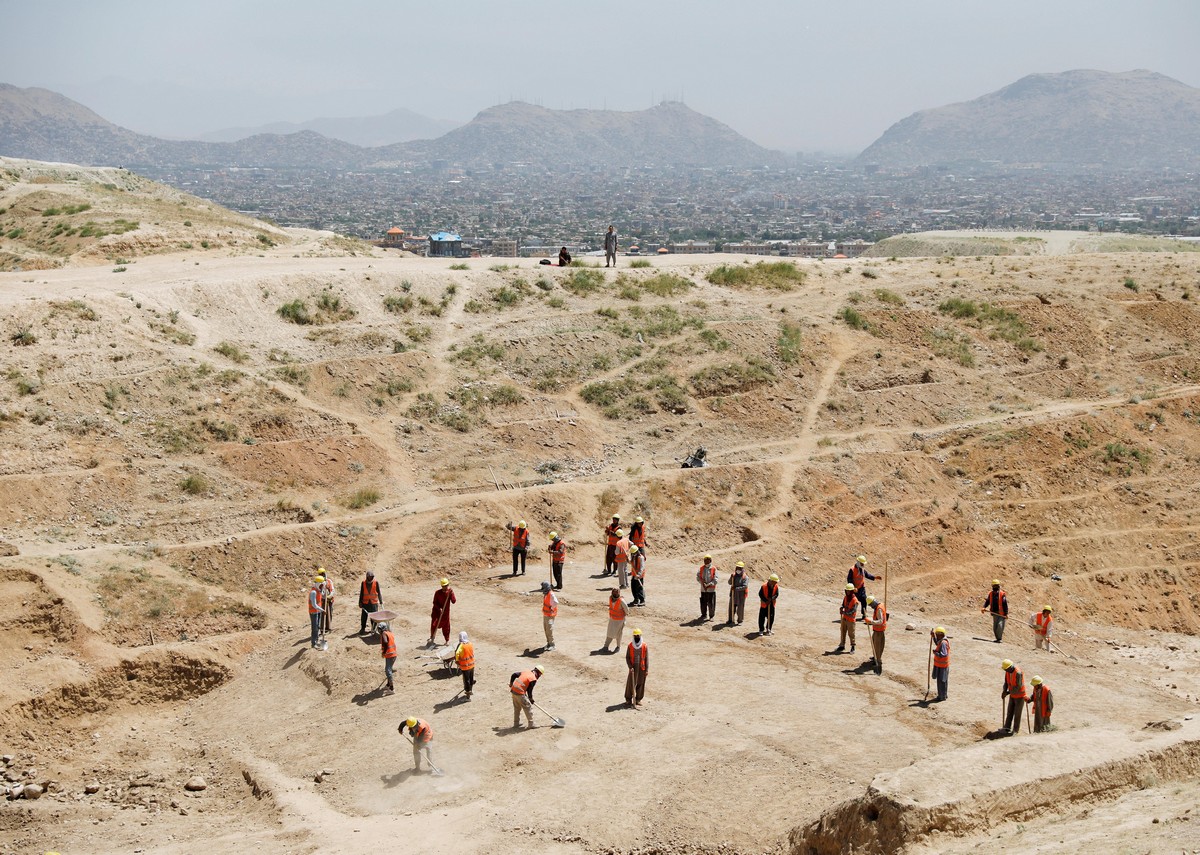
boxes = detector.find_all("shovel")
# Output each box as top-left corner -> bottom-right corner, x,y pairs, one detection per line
532,700 -> 566,728
403,734 -> 444,777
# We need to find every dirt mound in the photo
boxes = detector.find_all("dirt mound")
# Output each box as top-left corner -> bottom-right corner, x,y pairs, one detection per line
793,718 -> 1200,855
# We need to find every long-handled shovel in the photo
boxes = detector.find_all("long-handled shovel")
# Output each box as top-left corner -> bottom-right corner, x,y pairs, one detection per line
924,633 -> 933,701
1025,702 -> 1032,735
532,700 -> 566,728
403,734 -> 444,777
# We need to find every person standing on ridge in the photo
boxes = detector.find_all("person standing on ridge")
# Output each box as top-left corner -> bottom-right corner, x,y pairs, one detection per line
727,561 -> 749,626
509,665 -> 544,729
625,629 -> 648,707
697,555 -> 719,621
1031,605 -> 1054,652
454,630 -> 475,699
379,621 -> 397,693
602,587 -> 628,652
604,225 -> 618,268
628,516 -> 647,556
429,578 -> 455,646
1000,659 -> 1028,735
307,575 -> 325,649
547,531 -> 567,590
603,514 -> 621,576
358,570 -> 382,635
1028,675 -> 1054,732
758,574 -> 780,635
834,582 -> 858,653
864,595 -> 887,675
506,520 -> 530,577
930,626 -> 949,701
848,555 -> 881,617
629,545 -> 646,606
981,579 -> 1008,643
399,716 -> 433,772
614,528 -> 631,589
541,580 -> 559,651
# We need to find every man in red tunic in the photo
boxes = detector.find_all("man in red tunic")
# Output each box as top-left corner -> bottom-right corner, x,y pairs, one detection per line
428,578 -> 455,646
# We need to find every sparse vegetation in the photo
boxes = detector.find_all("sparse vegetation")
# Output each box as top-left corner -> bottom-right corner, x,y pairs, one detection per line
838,306 -> 871,331
777,321 -> 803,363
629,259 -> 652,268
937,298 -> 1040,351
383,294 -> 413,314
179,472 -> 211,495
1124,277 -> 1139,292
706,261 -> 804,291
213,341 -> 248,363
928,328 -> 975,367
690,359 -> 775,397
11,327 -> 37,346
874,288 -> 904,306
564,268 -> 606,297
277,299 -> 312,325
345,487 -> 382,509
449,262 -> 470,270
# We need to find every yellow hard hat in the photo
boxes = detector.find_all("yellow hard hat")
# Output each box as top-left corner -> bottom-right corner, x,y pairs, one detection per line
440,578 -> 449,587
533,665 -> 545,675
845,583 -> 855,591
617,529 -> 625,536
635,516 -> 644,523
866,595 -> 876,605
519,520 -> 526,528
612,513 -> 620,519
1043,605 -> 1052,613
769,573 -> 780,582
735,561 -> 745,569
549,531 -> 558,539
633,628 -> 642,636
991,579 -> 1000,586
630,545 -> 639,554
703,554 -> 712,560
1001,659 -> 1013,670
1031,676 -> 1043,686
406,716 -> 417,727
314,576 -> 324,583
934,626 -> 945,635
856,555 -> 866,564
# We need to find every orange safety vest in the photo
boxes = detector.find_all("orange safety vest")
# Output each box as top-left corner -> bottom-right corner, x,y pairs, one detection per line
840,591 -> 858,621
933,638 -> 950,668
360,578 -> 381,605
850,566 -> 866,589
1035,613 -> 1053,637
760,582 -> 779,606
412,719 -> 432,744
511,670 -> 537,695
549,539 -> 567,562
1004,666 -> 1027,700
629,523 -> 646,549
627,641 -> 648,671
542,591 -> 558,618
455,642 -> 475,670
380,630 -> 397,659
985,589 -> 1007,615
614,538 -> 630,563
512,527 -> 530,549
605,524 -> 620,547
871,603 -> 888,632
631,553 -> 645,579
308,586 -> 324,614
1032,684 -> 1052,718
698,564 -> 717,591
608,597 -> 627,621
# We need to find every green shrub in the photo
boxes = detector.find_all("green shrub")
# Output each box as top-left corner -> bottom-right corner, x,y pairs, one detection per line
706,261 -> 804,291
213,341 -> 248,363
874,288 -> 904,306
11,327 -> 36,346
179,472 -> 210,495
383,294 -> 413,313
861,268 -> 879,279
345,487 -> 382,509
449,262 -> 470,270
1124,277 -> 1139,292
777,321 -> 803,363
838,306 -> 871,331
629,259 -> 652,268
690,359 -> 775,396
277,299 -> 312,325
564,268 -> 606,296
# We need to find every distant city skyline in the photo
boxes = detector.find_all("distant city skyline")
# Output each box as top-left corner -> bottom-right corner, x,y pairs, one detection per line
3,0 -> 1199,153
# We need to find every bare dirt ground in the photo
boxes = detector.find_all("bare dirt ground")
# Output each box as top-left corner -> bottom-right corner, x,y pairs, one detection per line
1,166 -> 1199,855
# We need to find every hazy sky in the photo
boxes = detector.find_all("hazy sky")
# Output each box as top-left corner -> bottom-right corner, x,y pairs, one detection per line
4,0 -> 1198,153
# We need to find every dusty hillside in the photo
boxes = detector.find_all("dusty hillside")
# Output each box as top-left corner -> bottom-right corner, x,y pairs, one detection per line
1,206 -> 1199,855
0,156 -> 295,271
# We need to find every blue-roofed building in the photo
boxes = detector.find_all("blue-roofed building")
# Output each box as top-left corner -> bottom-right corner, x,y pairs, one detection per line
428,231 -> 463,258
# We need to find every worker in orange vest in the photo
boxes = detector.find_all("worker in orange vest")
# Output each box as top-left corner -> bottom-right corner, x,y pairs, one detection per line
625,629 -> 649,707
547,531 -> 567,590
541,580 -> 559,651
847,555 -> 881,617
506,520 -> 530,576
1001,659 -> 1028,735
358,570 -> 383,635
399,716 -> 433,772
629,545 -> 646,606
1028,675 -> 1054,732
727,562 -> 749,626
930,627 -> 949,701
380,621 -> 397,693
696,555 -> 719,621
454,631 -> 475,699
758,574 -> 780,635
629,516 -> 648,556
318,568 -> 335,633
602,587 -> 628,652
1030,605 -> 1054,651
981,579 -> 1008,643
603,514 -> 621,576
864,595 -> 887,675
428,578 -> 455,646
307,575 -> 325,649
509,665 -> 544,729
613,529 -> 631,589
834,583 -> 858,653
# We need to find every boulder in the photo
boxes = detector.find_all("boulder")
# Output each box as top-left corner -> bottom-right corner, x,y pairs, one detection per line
23,784 -> 43,800
183,776 -> 207,792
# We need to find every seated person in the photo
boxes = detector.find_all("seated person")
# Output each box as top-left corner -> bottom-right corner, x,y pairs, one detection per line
558,246 -> 572,266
